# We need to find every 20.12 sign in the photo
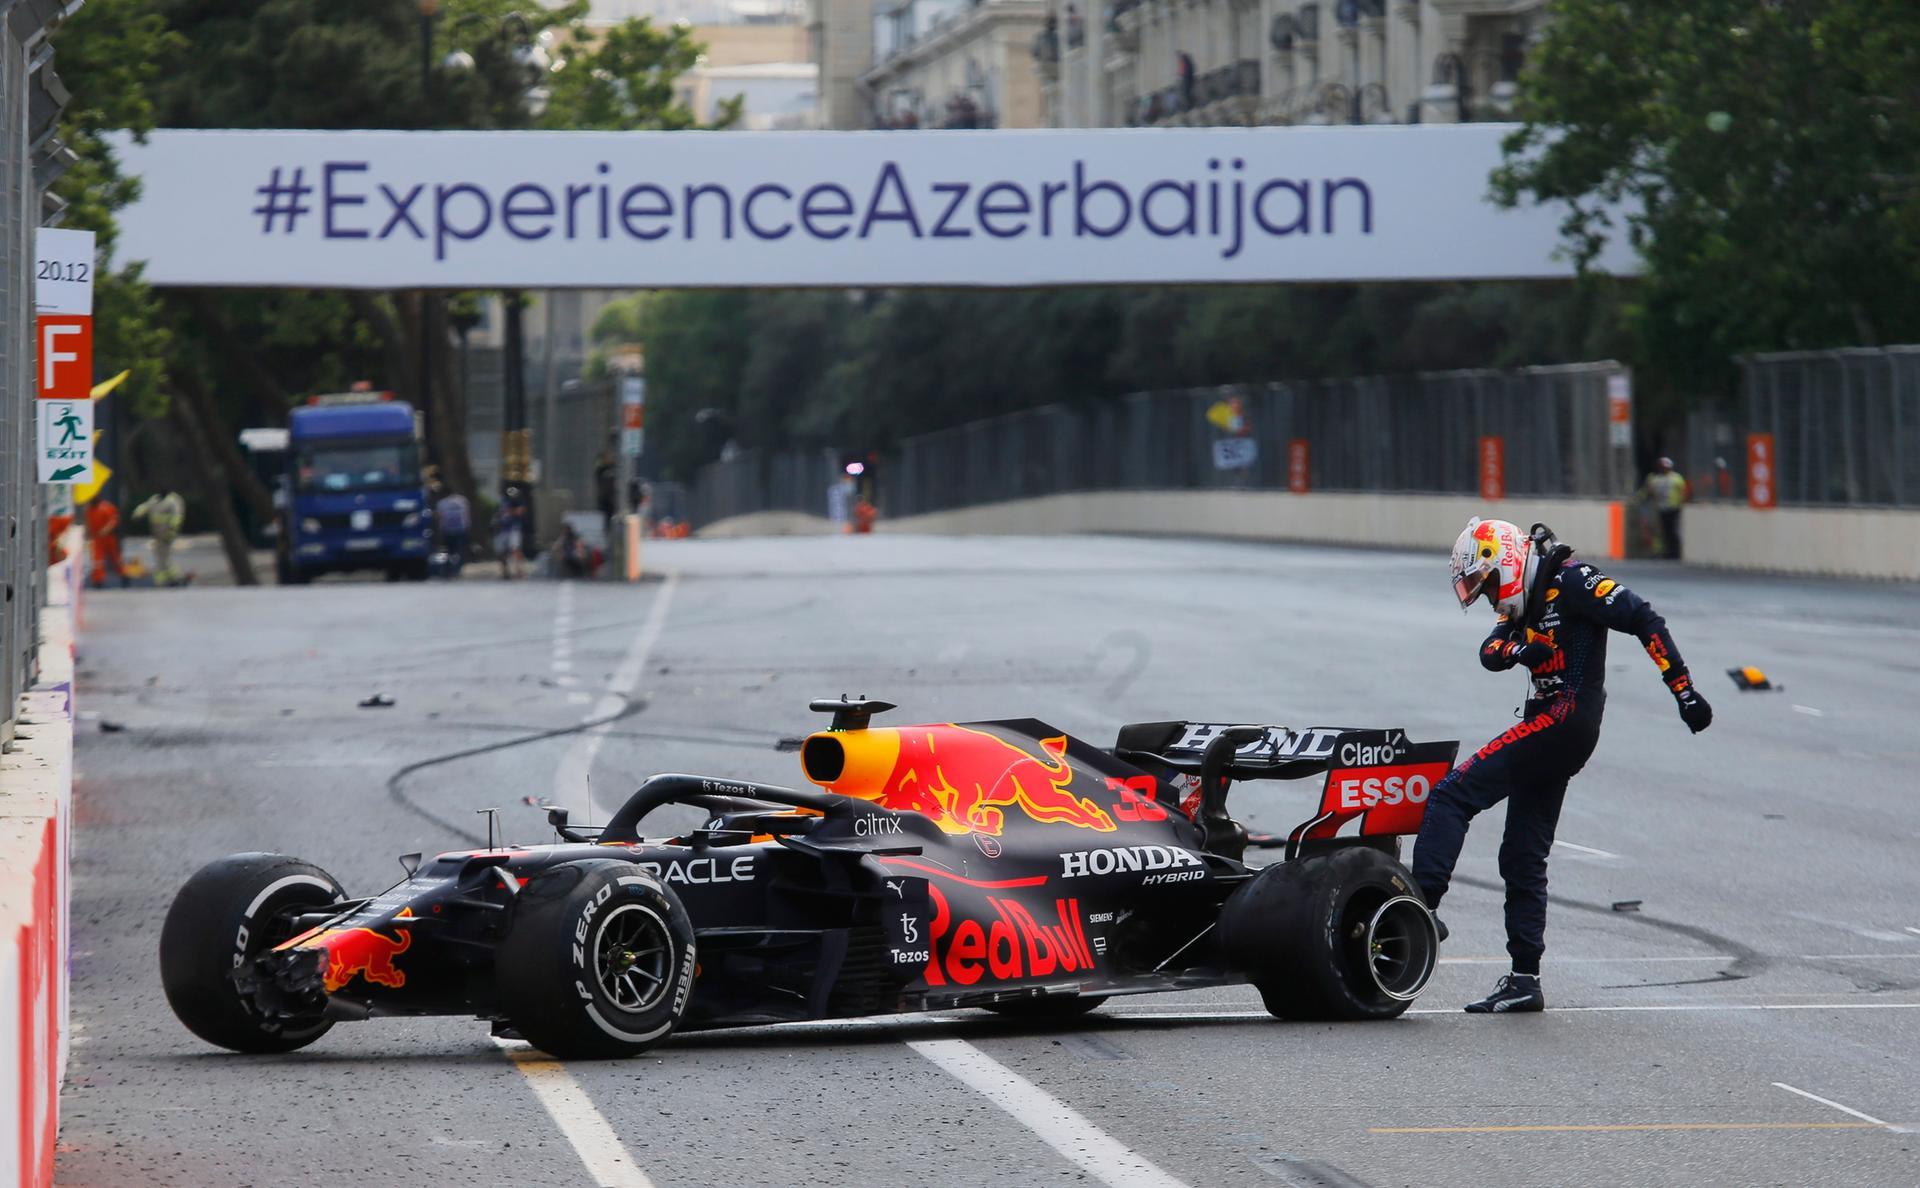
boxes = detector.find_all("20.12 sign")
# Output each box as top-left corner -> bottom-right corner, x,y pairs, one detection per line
36,228 -> 97,484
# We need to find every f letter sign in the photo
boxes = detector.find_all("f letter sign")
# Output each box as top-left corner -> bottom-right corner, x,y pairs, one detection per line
35,229 -> 96,484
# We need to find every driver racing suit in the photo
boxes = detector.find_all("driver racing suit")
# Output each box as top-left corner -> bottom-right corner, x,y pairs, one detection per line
1411,552 -> 1702,976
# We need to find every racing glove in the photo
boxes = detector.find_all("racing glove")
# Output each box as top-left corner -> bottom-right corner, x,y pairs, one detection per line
1503,639 -> 1554,669
1667,673 -> 1713,733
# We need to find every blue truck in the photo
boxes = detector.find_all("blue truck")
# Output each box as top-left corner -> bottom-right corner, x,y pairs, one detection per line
275,396 -> 432,584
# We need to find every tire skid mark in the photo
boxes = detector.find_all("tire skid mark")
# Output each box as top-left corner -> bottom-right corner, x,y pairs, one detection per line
385,696 -> 647,844
1452,873 -> 1770,981
1462,875 -> 1920,993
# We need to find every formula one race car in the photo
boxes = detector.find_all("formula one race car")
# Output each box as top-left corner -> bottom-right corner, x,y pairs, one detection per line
161,698 -> 1459,1058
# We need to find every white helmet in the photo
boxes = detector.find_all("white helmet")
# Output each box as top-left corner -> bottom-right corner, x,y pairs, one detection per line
1449,517 -> 1538,619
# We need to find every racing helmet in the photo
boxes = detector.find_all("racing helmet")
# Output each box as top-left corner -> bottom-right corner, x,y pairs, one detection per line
1449,517 -> 1538,619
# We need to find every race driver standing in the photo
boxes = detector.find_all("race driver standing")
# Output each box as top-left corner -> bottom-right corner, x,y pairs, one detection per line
1414,518 -> 1713,1013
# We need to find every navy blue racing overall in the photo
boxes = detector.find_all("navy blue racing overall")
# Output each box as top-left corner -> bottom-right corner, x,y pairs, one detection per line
1411,551 -> 1707,975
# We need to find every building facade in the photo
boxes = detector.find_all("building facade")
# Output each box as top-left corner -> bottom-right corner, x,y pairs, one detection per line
674,21 -> 819,129
1041,0 -> 1542,129
865,0 -> 1049,129
811,0 -> 1048,129
809,0 -> 878,128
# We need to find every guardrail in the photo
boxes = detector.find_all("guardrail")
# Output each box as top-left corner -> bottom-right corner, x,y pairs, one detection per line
4,0 -> 82,750
5,12 -> 81,1182
3,25 -> 42,748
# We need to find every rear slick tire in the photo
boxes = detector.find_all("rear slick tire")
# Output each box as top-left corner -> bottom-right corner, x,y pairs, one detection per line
159,852 -> 346,1053
1219,846 -> 1438,1022
496,860 -> 697,1059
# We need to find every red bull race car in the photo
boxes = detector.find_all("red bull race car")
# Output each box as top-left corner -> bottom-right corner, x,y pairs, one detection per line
160,698 -> 1458,1059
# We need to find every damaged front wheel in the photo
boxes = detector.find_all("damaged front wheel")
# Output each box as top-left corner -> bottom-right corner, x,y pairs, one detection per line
159,852 -> 346,1053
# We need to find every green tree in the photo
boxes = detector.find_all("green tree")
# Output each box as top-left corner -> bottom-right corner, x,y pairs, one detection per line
50,1 -> 180,420
1493,0 -> 1920,400
541,17 -> 742,130
591,293 -> 651,348
50,0 -> 732,575
140,0 -> 572,506
635,291 -> 752,479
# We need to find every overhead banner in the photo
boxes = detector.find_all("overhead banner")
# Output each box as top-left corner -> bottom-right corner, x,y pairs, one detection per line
109,126 -> 1636,289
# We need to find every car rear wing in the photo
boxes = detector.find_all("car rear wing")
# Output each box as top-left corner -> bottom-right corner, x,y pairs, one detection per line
1112,721 -> 1355,781
1282,731 -> 1460,858
1113,721 -> 1458,862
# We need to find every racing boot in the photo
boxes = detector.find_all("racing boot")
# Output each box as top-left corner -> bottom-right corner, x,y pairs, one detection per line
1464,972 -> 1544,1014
1432,917 -> 1450,943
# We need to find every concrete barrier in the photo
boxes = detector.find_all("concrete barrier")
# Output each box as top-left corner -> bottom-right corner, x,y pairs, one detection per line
879,490 -> 1627,558
697,510 -> 837,539
874,490 -> 1920,579
1682,504 -> 1920,581
1,551 -> 76,1188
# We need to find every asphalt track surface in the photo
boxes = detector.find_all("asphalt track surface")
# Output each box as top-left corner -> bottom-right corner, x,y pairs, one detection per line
57,534 -> 1920,1187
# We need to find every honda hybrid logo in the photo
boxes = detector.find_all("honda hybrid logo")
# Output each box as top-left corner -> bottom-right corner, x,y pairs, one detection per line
1060,845 -> 1204,879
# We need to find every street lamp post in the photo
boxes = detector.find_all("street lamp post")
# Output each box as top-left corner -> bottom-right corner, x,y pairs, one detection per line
435,14 -> 555,527
420,8 -> 556,510
417,0 -> 440,477
502,297 -> 526,441
501,292 -> 530,531
419,0 -> 436,103
450,298 -> 481,426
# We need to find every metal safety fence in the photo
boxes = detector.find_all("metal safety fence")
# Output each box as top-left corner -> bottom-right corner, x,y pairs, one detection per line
3,10 -> 69,745
539,375 -> 615,522
886,363 -> 1635,518
1688,348 -> 1920,508
689,449 -> 841,527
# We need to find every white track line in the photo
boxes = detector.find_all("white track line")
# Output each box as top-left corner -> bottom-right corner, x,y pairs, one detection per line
1438,953 -> 1920,965
493,1039 -> 656,1186
1772,1082 -> 1905,1133
553,572 -> 679,822
906,1037 -> 1188,1187
669,999 -> 1920,1044
553,586 -> 576,674
493,576 -> 680,1187
1550,839 -> 1620,859
1906,928 -> 1920,938
1112,1003 -> 1920,1021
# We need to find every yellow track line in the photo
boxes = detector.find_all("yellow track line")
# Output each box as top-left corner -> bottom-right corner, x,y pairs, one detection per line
1371,1121 -> 1892,1134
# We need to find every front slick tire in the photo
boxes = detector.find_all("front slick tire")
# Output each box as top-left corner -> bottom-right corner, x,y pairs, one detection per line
1219,845 -> 1438,1022
497,860 -> 696,1059
159,852 -> 345,1053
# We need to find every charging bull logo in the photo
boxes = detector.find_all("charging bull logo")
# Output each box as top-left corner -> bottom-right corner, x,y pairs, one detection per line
312,925 -> 413,993
880,725 -> 1116,835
